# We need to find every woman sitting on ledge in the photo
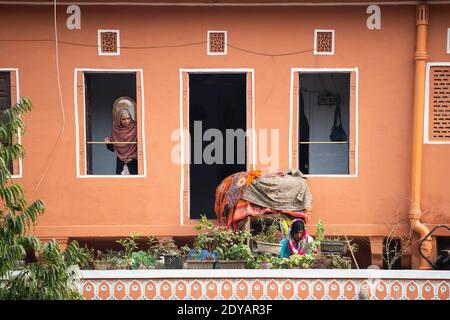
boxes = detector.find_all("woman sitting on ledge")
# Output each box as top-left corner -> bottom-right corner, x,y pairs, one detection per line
280,219 -> 315,258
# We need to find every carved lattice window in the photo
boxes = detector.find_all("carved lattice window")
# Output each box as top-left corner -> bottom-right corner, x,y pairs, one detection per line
315,30 -> 334,55
98,30 -> 120,55
208,31 -> 227,55
429,66 -> 450,141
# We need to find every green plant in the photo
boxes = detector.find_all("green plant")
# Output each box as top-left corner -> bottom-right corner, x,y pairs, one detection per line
192,215 -> 255,267
310,254 -> 352,269
257,252 -> 273,263
116,232 -> 140,258
76,246 -> 95,270
147,235 -> 160,256
154,238 -> 181,257
272,254 -> 315,269
327,254 -> 352,269
130,251 -> 156,269
0,98 -> 88,299
253,216 -> 285,243
95,250 -> 132,270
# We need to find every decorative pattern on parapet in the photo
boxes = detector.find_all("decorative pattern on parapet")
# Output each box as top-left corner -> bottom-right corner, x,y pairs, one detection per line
79,271 -> 450,300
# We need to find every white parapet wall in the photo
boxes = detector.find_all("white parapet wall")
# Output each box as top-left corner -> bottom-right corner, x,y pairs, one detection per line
79,269 -> 450,300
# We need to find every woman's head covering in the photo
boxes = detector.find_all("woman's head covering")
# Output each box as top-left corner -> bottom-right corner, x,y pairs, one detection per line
290,219 -> 305,238
287,218 -> 308,255
111,97 -> 137,162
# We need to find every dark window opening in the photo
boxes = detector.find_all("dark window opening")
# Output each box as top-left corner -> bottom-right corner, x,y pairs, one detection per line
436,237 -> 450,270
189,73 -> 247,219
84,73 -> 137,175
299,73 -> 350,174
0,72 -> 14,174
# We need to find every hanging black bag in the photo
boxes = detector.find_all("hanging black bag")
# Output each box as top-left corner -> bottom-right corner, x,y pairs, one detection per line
329,104 -> 347,142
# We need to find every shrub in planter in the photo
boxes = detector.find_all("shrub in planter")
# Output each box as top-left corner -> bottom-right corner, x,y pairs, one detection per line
190,215 -> 256,269
271,254 -> 316,269
154,239 -> 182,269
256,253 -> 273,269
216,243 -> 254,269
131,251 -> 156,270
94,250 -> 131,270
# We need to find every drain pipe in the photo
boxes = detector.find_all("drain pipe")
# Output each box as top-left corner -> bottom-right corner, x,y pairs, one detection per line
409,4 -> 432,270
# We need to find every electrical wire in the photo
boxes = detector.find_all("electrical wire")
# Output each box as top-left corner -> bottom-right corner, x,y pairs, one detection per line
32,0 -> 66,197
0,38 -> 315,57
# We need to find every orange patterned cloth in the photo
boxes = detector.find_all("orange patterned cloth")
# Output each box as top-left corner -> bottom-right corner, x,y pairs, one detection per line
214,170 -> 261,225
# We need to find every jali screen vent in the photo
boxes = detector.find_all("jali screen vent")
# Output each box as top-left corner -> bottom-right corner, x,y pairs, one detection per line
315,31 -> 334,54
99,30 -> 119,55
208,31 -> 227,55
430,67 -> 450,141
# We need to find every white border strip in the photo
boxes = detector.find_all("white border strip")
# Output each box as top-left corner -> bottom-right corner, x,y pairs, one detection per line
0,68 -> 22,178
80,269 -> 450,280
290,67 -> 359,177
314,29 -> 335,55
98,29 -> 120,56
74,68 -> 147,178
0,1 -> 431,6
179,68 -> 255,224
424,62 -> 450,144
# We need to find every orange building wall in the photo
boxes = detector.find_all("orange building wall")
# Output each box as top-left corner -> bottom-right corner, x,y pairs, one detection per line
0,4 -> 448,241
422,5 -> 450,230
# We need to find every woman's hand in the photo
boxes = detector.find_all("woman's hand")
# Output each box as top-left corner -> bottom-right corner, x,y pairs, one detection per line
104,137 -> 111,143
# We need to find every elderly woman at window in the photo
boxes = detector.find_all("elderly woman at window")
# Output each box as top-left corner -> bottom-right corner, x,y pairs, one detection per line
104,97 -> 138,175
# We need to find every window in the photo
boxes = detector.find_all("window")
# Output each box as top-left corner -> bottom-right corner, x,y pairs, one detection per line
291,69 -> 357,176
0,70 -> 21,176
75,69 -> 146,177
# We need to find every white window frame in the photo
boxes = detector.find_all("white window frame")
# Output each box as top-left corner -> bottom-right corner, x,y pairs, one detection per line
98,29 -> 121,56
74,68 -> 147,178
314,29 -> 335,55
289,67 -> 359,178
207,30 -> 228,56
179,68 -> 255,225
424,62 -> 450,144
447,28 -> 450,54
0,68 -> 22,178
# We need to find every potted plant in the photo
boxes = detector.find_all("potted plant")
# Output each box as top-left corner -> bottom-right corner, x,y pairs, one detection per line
184,217 -> 219,269
252,216 -> 285,254
130,251 -> 156,269
271,254 -> 316,269
94,250 -> 131,270
185,249 -> 218,269
156,239 -> 182,269
188,215 -> 255,269
257,252 -> 273,269
216,242 -> 254,269
214,225 -> 254,269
